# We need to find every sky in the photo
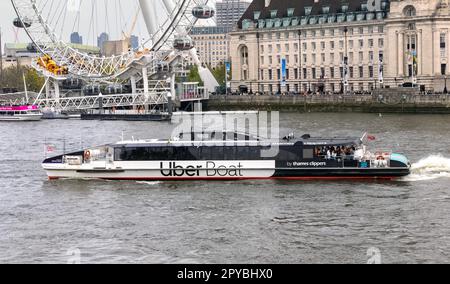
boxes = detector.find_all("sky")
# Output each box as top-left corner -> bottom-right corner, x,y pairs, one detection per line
1,0 -> 219,51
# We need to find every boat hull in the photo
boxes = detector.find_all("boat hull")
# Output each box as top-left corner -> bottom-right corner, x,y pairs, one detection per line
43,167 -> 410,181
0,114 -> 42,121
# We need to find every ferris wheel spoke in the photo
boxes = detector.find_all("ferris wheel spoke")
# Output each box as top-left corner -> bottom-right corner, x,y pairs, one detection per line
12,0 -> 214,79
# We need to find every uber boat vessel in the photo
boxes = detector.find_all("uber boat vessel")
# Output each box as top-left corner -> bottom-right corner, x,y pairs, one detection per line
0,105 -> 42,121
42,132 -> 411,180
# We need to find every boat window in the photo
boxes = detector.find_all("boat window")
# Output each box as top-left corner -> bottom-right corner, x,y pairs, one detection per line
303,148 -> 314,159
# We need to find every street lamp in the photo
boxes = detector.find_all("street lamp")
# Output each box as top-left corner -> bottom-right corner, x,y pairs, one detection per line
343,27 -> 349,96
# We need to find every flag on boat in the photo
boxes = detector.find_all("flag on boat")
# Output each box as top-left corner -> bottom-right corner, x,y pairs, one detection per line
367,135 -> 376,141
46,144 -> 56,153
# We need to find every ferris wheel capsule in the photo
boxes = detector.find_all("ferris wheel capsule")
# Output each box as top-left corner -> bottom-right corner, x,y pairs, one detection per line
192,5 -> 215,19
13,17 -> 31,28
173,37 -> 195,51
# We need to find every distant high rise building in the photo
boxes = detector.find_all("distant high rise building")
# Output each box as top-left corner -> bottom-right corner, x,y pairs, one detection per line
70,32 -> 83,45
216,0 -> 251,30
97,32 -> 110,49
130,35 -> 139,50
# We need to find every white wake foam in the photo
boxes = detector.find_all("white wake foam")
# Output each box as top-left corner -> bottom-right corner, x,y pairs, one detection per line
403,155 -> 450,181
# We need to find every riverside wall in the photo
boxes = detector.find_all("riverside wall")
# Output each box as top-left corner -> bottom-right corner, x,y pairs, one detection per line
207,89 -> 450,114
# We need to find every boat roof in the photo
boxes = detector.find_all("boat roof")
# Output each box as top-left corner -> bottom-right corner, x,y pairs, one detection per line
111,132 -> 362,148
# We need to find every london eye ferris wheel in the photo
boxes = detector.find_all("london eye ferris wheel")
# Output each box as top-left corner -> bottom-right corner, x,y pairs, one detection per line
11,0 -> 216,81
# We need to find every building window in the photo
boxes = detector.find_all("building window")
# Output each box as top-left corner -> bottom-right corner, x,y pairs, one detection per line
287,8 -> 295,17
330,67 -> 335,78
303,68 -> 307,79
369,66 -> 374,78
268,69 -> 273,80
359,66 -> 364,78
441,33 -> 447,58
404,6 -> 416,17
270,10 -> 278,18
305,6 -> 312,16
240,46 -> 249,66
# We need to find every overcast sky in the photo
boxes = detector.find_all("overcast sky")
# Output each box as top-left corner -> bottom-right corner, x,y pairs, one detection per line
1,0 -> 219,50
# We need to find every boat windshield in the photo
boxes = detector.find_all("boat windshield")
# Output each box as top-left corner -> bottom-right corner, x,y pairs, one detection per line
314,144 -> 359,159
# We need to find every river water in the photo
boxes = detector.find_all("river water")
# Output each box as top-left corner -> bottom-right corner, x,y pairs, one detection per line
1,112 -> 450,264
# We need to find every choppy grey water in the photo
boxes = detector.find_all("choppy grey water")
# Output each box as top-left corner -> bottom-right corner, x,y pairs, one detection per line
1,112 -> 450,264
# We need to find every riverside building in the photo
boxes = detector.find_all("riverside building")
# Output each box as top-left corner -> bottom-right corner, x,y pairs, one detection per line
230,0 -> 450,94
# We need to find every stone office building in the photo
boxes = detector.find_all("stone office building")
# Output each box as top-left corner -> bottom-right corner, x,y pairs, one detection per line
230,0 -> 450,94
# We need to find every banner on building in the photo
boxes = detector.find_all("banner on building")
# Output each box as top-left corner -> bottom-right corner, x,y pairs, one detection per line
281,58 -> 287,87
343,56 -> 349,86
378,52 -> 384,84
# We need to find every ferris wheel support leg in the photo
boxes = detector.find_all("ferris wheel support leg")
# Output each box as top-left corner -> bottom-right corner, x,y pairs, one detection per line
53,80 -> 61,111
45,80 -> 50,107
189,48 -> 219,93
139,0 -> 159,35
131,75 -> 137,94
142,67 -> 149,111
161,0 -> 176,16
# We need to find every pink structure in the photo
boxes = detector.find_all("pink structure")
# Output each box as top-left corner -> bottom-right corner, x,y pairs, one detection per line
0,105 -> 39,111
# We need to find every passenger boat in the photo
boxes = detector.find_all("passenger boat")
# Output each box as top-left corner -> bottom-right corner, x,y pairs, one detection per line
0,105 -> 42,121
42,132 -> 411,180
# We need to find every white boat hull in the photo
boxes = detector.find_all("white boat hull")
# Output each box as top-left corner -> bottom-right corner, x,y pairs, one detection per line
0,114 -> 42,121
43,160 -> 276,180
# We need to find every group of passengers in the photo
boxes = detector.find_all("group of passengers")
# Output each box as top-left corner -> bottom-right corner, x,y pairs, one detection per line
315,146 -> 356,160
